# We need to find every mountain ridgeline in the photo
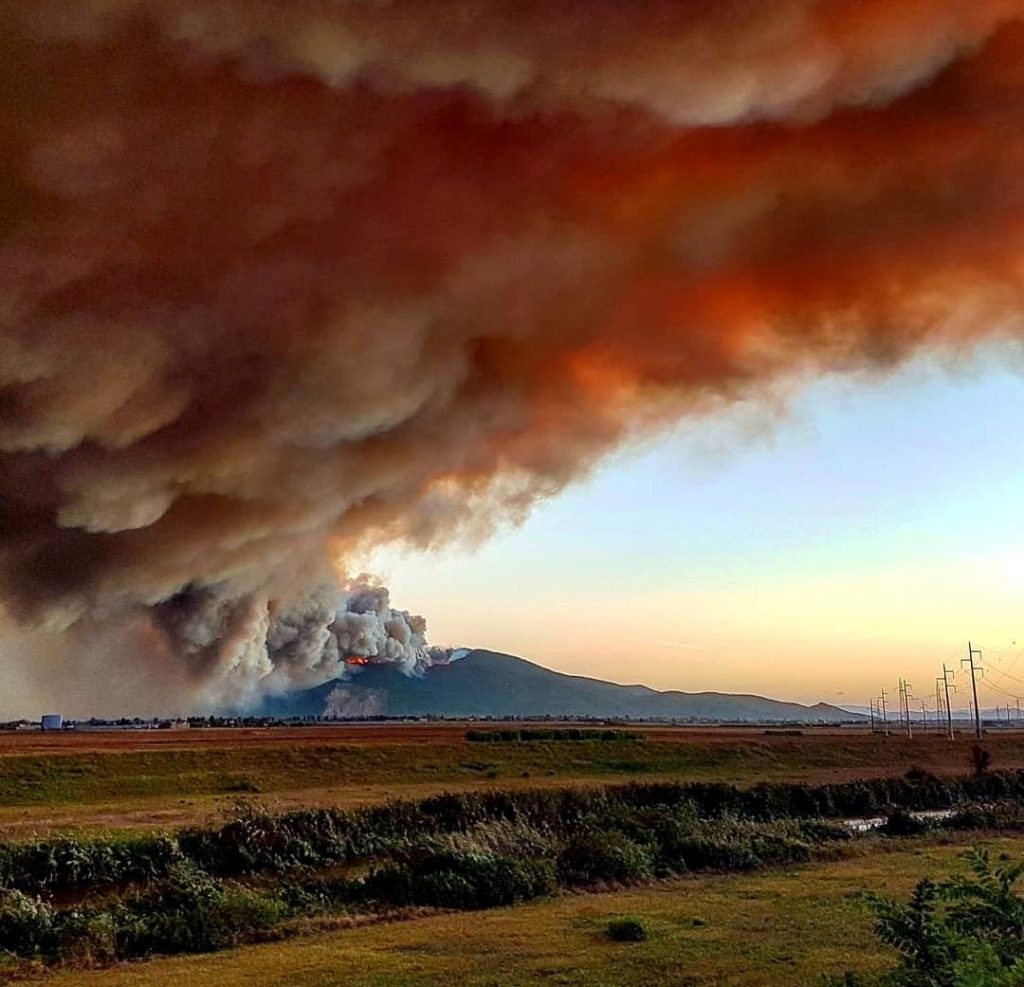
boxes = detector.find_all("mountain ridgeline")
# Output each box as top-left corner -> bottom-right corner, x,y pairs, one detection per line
257,650 -> 861,723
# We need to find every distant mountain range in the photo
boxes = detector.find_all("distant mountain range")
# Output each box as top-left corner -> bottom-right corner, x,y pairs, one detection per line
257,649 -> 864,723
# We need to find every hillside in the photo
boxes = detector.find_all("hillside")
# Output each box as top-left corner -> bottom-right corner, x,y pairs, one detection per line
257,650 -> 861,723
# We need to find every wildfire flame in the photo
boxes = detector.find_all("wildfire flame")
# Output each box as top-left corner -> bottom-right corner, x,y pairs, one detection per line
344,656 -> 373,667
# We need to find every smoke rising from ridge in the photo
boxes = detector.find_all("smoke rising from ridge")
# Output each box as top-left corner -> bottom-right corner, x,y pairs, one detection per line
152,576 -> 457,709
3,1 -> 1024,709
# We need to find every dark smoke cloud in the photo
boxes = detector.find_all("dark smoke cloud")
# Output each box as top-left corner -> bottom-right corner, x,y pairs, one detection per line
2,1 -> 1024,709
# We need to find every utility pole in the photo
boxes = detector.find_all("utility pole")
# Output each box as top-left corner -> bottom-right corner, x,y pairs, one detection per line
869,699 -> 876,733
900,679 -> 914,739
880,689 -> 889,736
962,642 -> 983,740
921,701 -> 928,731
897,679 -> 905,731
942,665 -> 956,742
1017,698 -> 1021,722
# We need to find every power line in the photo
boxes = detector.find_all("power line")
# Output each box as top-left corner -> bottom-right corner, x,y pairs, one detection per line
978,676 -> 1021,702
978,659 -> 1024,689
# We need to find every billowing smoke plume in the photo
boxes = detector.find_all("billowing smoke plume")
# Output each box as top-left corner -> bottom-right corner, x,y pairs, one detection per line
3,1 -> 1024,709
153,576 -> 458,709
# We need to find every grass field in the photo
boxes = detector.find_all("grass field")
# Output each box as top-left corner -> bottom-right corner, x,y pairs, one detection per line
7,725 -> 1024,984
35,836 -> 1014,987
5,724 -> 1024,837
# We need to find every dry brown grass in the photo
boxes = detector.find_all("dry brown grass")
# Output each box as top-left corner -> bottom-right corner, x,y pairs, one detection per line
5,723 -> 1024,838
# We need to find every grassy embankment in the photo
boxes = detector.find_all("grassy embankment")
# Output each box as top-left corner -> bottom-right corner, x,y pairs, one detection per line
3,769 -> 1021,974
36,837 -> 1019,987
4,727 -> 1023,837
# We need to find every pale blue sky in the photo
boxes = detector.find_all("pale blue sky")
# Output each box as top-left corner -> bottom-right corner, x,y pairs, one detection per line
370,346 -> 1024,706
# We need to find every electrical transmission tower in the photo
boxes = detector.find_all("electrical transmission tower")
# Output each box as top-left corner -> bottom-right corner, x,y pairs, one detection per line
962,642 -> 983,740
941,664 -> 956,742
898,679 -> 914,739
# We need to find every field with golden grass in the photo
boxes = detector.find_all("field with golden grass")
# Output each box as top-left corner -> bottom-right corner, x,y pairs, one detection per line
5,723 -> 1024,837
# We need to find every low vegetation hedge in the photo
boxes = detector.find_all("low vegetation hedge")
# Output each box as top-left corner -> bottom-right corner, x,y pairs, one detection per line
7,769 -> 1024,896
0,863 -> 286,963
465,728 -> 645,743
7,769 -> 1024,970
0,834 -> 181,893
363,851 -> 557,909
557,830 -> 655,885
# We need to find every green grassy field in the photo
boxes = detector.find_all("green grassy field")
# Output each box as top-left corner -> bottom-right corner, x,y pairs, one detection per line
37,836 -> 1010,987
0,738 -> 746,806
7,727 -> 1024,984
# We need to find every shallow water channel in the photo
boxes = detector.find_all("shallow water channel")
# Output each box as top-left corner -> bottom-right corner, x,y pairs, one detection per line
842,808 -> 956,833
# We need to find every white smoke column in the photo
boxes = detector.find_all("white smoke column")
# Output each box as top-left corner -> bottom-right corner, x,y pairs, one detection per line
154,575 -> 456,708
331,577 -> 443,675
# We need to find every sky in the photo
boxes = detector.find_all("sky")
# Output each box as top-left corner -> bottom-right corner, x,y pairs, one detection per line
368,347 -> 1024,709
7,3 -> 1024,717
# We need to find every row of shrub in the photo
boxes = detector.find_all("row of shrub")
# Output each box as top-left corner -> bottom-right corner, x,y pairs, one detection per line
0,863 -> 285,963
6,769 -> 1024,895
172,769 -> 1024,879
6,785 -> 1024,968
0,810 -> 846,965
0,834 -> 181,895
465,728 -> 645,743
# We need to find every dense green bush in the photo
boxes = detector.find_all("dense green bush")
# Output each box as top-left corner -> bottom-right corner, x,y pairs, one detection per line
557,830 -> 654,885
0,889 -> 56,957
55,908 -> 119,965
603,803 -> 700,874
363,850 -> 556,909
115,863 -> 286,956
607,916 -> 649,942
670,820 -> 815,873
827,846 -> 1024,986
278,873 -> 360,914
0,864 -> 287,963
0,834 -> 181,892
971,745 -> 994,777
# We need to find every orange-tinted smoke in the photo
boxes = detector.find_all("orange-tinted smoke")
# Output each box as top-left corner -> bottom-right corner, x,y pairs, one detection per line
2,0 -> 1024,644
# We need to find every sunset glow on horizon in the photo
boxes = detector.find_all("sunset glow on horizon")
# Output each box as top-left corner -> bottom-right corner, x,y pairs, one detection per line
368,351 -> 1024,709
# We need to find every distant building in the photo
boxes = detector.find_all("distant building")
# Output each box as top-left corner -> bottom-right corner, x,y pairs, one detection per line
40,713 -> 63,731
